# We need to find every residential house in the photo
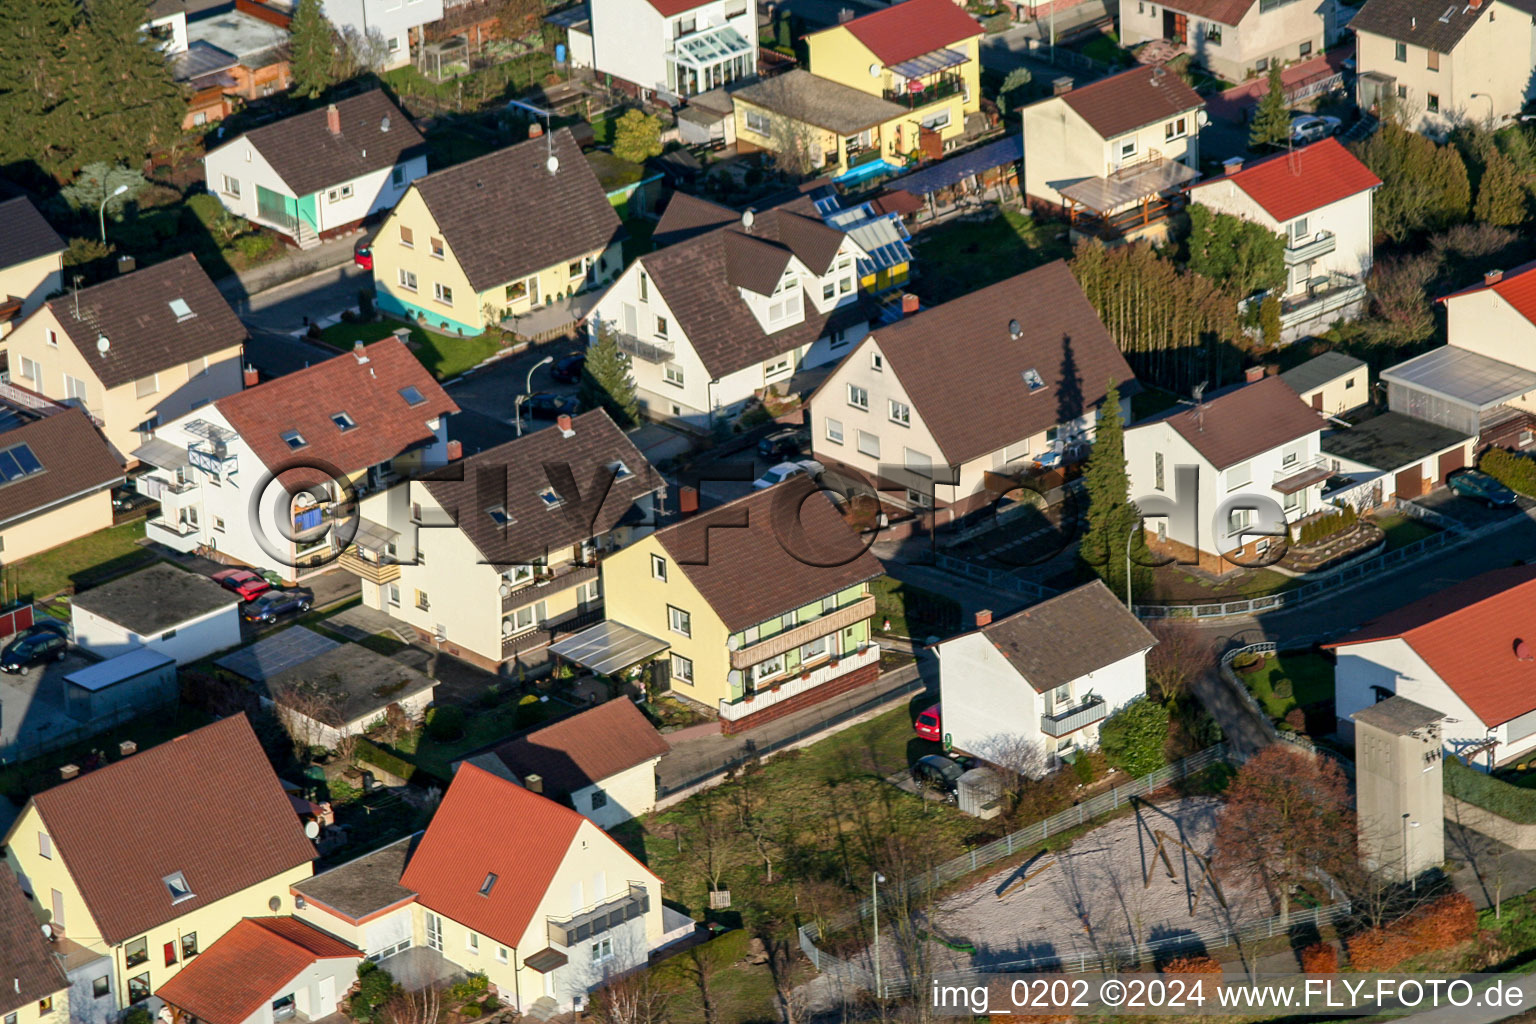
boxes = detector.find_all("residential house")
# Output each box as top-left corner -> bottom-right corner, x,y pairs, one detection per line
1350,0 -> 1536,135
1381,262 -> 1536,450
1021,65 -> 1204,243
581,0 -> 757,100
809,260 -> 1137,521
0,198 -> 65,339
0,254 -> 246,459
130,338 -> 458,577
731,71 -> 913,179
181,2 -> 295,109
203,90 -> 428,250
1280,349 -> 1369,414
586,193 -> 870,430
372,130 -> 622,337
796,0 -> 986,162
316,0 -> 447,69
252,642 -> 437,748
0,870 -> 69,1024
69,562 -> 243,665
0,407 -> 122,564
566,480 -> 884,734
1118,0 -> 1334,83
465,698 -> 670,828
936,582 -> 1157,768
1326,565 -> 1536,766
289,835 -> 418,965
154,918 -> 362,1024
1320,410 -> 1473,506
1188,139 -> 1380,340
1123,374 -> 1331,573
0,714 -> 317,1013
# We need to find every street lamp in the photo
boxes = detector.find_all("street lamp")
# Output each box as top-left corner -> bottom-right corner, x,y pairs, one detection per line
1403,816 -> 1422,891
98,184 -> 129,244
514,355 -> 554,437
1125,527 -> 1139,611
871,871 -> 887,1001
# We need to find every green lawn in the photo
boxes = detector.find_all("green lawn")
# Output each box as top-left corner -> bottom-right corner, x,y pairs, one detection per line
317,319 -> 503,380
388,695 -> 558,780
1073,31 -> 1135,67
1371,512 -> 1442,551
1143,564 -> 1302,603
6,521 -> 155,602
1242,651 -> 1334,718
911,208 -> 1072,304
870,575 -> 963,639
650,929 -> 801,1024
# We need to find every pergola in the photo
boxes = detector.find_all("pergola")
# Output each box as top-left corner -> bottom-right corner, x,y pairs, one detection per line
1059,154 -> 1196,239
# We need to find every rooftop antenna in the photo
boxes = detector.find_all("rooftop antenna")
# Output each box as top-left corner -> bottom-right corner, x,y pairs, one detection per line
71,275 -> 84,320
1176,381 -> 1210,431
506,98 -> 558,174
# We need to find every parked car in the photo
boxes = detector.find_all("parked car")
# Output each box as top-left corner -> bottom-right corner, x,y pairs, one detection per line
914,703 -> 942,742
551,352 -> 586,384
910,754 -> 965,801
0,629 -> 67,674
111,485 -> 153,512
753,459 -> 823,490
1447,469 -> 1518,507
523,393 -> 580,419
212,568 -> 272,601
243,589 -> 315,623
757,426 -> 810,460
353,240 -> 373,271
1290,114 -> 1341,145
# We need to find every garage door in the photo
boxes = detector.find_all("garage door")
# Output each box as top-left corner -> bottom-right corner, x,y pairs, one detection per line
1438,447 -> 1467,481
1396,464 -> 1423,499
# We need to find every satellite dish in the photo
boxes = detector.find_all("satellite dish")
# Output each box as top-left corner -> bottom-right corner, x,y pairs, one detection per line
727,634 -> 740,650
741,209 -> 755,230
40,923 -> 52,940
304,820 -> 320,839
546,154 -> 560,175
1196,110 -> 1211,127
96,335 -> 110,356
868,62 -> 881,77
502,620 -> 514,636
499,583 -> 512,597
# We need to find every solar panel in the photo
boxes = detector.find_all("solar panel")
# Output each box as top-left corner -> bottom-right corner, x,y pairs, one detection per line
214,626 -> 341,681
11,445 -> 42,476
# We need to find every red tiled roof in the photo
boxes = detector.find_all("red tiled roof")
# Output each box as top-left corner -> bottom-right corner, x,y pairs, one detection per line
399,763 -> 659,947
1324,566 -> 1536,726
827,0 -> 984,67
1190,138 -> 1380,223
29,714 -> 316,944
645,0 -> 714,17
1440,258 -> 1536,328
215,339 -> 457,486
155,918 -> 360,1024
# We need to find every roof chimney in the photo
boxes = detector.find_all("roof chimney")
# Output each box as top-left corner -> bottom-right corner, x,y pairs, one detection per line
119,740 -> 136,757
557,413 -> 574,436
1053,75 -> 1074,95
1223,156 -> 1244,175
326,103 -> 341,136
1486,268 -> 1504,286
1245,365 -> 1265,384
528,122 -> 544,139
901,293 -> 919,316
975,609 -> 992,627
116,255 -> 136,275
679,485 -> 699,516
525,772 -> 543,794
353,339 -> 369,364
446,439 -> 463,461
243,365 -> 259,388
1518,639 -> 1534,661
59,765 -> 79,781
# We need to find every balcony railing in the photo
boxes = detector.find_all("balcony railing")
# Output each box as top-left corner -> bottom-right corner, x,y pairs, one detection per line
548,883 -> 649,948
1040,695 -> 1107,738
844,146 -> 886,170
1280,273 -> 1367,329
614,330 -> 674,365
729,595 -> 876,670
720,643 -> 880,721
146,517 -> 200,553
501,563 -> 598,612
883,75 -> 963,109
337,546 -> 401,585
1284,231 -> 1336,265
1272,454 -> 1334,494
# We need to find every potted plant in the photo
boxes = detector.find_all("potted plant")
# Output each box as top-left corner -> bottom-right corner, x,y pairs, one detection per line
744,692 -> 756,703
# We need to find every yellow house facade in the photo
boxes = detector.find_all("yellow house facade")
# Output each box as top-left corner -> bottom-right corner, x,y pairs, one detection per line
0,197 -> 65,339
0,870 -> 68,1024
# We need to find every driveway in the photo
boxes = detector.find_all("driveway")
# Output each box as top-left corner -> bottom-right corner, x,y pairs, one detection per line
443,338 -> 583,427
1410,487 -> 1530,531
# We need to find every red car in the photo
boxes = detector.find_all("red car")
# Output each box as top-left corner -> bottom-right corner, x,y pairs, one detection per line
212,568 -> 272,601
353,241 -> 373,271
915,703 -> 942,742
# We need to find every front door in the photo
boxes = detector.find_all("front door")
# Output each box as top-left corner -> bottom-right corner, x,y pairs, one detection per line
1163,10 -> 1189,43
318,976 -> 338,1016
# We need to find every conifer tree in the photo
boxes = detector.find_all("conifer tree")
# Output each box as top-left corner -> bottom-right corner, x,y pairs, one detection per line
0,0 -> 84,178
1078,383 -> 1142,603
1249,64 -> 1291,151
579,323 -> 641,429
289,0 -> 337,99
1473,148 -> 1525,227
77,0 -> 184,168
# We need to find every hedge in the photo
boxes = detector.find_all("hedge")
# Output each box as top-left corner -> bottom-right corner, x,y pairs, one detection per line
1479,448 -> 1536,496
354,738 -> 418,784
1300,942 -> 1338,973
1444,755 -> 1536,823
1347,893 -> 1478,971
1294,504 -> 1357,546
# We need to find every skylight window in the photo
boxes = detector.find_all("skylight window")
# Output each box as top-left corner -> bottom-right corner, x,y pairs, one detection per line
608,460 -> 633,480
538,486 -> 563,509
399,386 -> 426,407
168,298 -> 194,322
479,872 -> 498,896
331,411 -> 356,431
1022,368 -> 1045,392
281,430 -> 308,450
487,505 -> 511,525
163,871 -> 195,904
0,445 -> 43,483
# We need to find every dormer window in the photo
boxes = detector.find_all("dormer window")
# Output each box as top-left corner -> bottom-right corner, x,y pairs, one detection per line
479,872 -> 498,896
538,486 -> 563,509
400,386 -> 426,407
163,871 -> 195,904
1023,369 -> 1045,392
487,505 -> 511,525
331,412 -> 356,431
281,430 -> 307,450
608,460 -> 633,480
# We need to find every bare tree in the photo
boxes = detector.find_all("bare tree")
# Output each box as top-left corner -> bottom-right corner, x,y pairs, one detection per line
765,112 -> 823,178
971,732 -> 1058,824
383,985 -> 443,1024
269,678 -> 345,764
678,939 -> 730,1024
679,789 -> 740,900
1145,619 -> 1217,706
336,25 -> 390,76
591,968 -> 673,1024
729,762 -> 779,883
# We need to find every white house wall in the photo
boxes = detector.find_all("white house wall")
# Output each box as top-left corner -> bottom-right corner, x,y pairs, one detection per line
241,957 -> 359,1024
204,140 -> 291,223
322,0 -> 445,68
70,603 -> 242,665
1192,176 -> 1375,283
589,0 -> 757,96
204,142 -> 426,229
314,156 -> 428,231
570,757 -> 661,829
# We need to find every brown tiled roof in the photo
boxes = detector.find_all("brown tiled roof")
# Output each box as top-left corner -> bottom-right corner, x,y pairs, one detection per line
28,714 -> 316,944
215,339 -> 457,483
0,196 -> 65,271
1157,0 -> 1254,26
1348,0 -> 1500,50
0,408 -> 123,528
638,209 -> 858,379
489,699 -> 669,801
970,580 -> 1157,692
724,231 -> 794,294
653,192 -> 740,248
1145,375 -> 1324,470
412,130 -> 622,293
418,408 -> 659,568
154,918 -> 359,1024
1060,65 -> 1204,139
852,260 -> 1135,465
228,90 -> 426,198
653,479 -> 884,632
44,253 -> 246,390
0,871 -> 66,1015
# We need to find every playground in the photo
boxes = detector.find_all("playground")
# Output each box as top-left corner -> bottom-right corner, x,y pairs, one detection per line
929,795 -> 1272,969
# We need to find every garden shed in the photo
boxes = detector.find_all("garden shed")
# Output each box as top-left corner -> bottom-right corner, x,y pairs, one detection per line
71,562 -> 242,665
63,647 -> 177,723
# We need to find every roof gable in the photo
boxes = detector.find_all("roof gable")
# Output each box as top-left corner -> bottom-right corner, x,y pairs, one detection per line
1441,259 -> 1536,328
1349,0 -> 1494,51
1142,375 -> 1324,469
0,871 -> 66,1015
0,409 -> 123,529
0,197 -> 65,271
223,90 -> 425,197
28,714 -> 316,944
1058,65 -> 1204,139
1192,138 -> 1381,223
830,0 -> 984,66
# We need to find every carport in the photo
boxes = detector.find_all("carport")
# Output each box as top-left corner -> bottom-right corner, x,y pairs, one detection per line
548,621 -> 668,675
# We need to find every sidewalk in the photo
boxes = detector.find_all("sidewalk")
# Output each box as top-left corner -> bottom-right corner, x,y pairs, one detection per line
215,231 -> 361,303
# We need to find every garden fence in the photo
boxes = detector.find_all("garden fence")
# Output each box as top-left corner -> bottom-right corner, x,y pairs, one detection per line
0,698 -> 176,767
933,554 -> 1061,602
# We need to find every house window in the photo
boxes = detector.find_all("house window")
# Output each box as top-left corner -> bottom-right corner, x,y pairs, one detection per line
1397,84 -> 1408,99
639,271 -> 648,301
387,583 -> 400,606
125,937 -> 149,967
656,316 -> 668,338
765,355 -> 792,377
664,362 -> 684,386
1226,461 -> 1252,491
497,947 -> 509,964
163,871 -> 194,903
392,165 -> 406,188
1154,452 -> 1165,491
426,913 -> 443,951
467,932 -> 479,953
434,282 -> 453,305
1165,116 -> 1187,140
45,329 -> 57,348
1117,137 -> 1137,161
857,430 -> 880,458
182,933 -> 198,958
387,34 -> 401,52
415,589 -> 429,610
92,976 -> 110,998
921,109 -> 951,131
848,384 -> 869,410
825,417 -> 844,444
889,400 -> 910,425
281,430 -> 307,450
753,654 -> 785,682
127,975 -> 150,1003
668,605 -> 691,637
398,268 -> 418,292
430,236 -> 444,258
592,937 -> 614,963
1291,217 -> 1309,242
222,175 -> 241,198
1299,40 -> 1312,56
18,358 -> 38,383
1228,508 -> 1254,533
1395,41 -> 1407,61
651,553 -> 667,580
37,998 -> 51,1015
38,832 -> 50,859
1283,490 -> 1299,511
1372,685 -> 1393,703
1206,23 -> 1222,43
1346,377 -> 1356,389
135,374 -> 159,398
399,226 -> 414,247
671,653 -> 693,683
824,281 -> 835,301
1428,93 -> 1440,113
746,109 -> 772,135
165,941 -> 177,966
871,352 -> 883,371
801,635 -> 828,662
591,789 -> 608,809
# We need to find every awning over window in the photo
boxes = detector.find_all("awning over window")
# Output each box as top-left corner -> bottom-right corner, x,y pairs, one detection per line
549,620 -> 669,675
131,436 -> 192,471
674,25 -> 752,67
889,47 -> 968,80
352,517 -> 400,552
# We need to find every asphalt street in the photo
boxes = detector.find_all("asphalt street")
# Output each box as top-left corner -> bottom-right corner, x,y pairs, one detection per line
229,262 -> 370,380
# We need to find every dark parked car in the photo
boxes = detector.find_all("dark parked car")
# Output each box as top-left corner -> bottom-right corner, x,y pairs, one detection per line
243,589 -> 314,623
551,353 -> 586,384
758,426 -> 810,460
1447,469 -> 1518,507
523,393 -> 580,419
112,486 -> 154,512
1,629 -> 67,674
910,754 -> 965,801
